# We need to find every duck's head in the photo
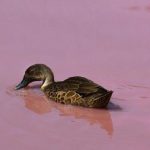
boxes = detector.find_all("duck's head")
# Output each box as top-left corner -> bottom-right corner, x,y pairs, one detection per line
16,64 -> 54,90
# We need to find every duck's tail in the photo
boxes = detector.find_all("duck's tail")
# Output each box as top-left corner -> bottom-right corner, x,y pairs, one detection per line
99,90 -> 113,108
86,90 -> 113,108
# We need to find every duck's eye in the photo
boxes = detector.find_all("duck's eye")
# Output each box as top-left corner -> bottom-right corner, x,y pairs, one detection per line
29,69 -> 37,74
27,70 -> 40,77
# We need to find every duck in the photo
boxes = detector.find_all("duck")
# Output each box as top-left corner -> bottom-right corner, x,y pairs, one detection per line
16,64 -> 113,108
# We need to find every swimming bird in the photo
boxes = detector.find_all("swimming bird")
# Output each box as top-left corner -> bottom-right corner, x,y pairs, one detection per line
16,64 -> 113,108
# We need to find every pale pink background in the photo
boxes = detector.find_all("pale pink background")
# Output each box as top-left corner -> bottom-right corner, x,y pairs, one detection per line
0,0 -> 150,150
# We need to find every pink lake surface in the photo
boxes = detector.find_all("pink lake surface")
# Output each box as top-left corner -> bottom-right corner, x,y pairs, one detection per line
0,0 -> 150,150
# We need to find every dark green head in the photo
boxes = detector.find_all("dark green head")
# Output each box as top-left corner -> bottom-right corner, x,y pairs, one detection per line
16,64 -> 54,90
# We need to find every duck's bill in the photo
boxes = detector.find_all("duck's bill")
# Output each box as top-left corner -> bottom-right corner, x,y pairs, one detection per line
15,78 -> 29,90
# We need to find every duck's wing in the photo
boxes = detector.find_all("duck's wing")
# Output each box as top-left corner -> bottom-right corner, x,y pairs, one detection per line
44,76 -> 112,108
63,76 -> 108,96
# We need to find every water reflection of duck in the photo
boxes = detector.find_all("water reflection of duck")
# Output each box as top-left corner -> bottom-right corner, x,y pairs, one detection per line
20,89 -> 114,135
16,64 -> 113,108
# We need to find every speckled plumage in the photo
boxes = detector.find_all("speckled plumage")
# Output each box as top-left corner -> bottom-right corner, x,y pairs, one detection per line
16,64 -> 113,108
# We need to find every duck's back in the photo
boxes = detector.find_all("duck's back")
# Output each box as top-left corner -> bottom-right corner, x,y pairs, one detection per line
44,76 -> 113,108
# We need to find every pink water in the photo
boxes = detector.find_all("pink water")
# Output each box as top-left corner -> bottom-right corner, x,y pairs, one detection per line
0,0 -> 150,150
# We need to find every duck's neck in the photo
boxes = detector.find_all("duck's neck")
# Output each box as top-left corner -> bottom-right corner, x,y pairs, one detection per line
41,70 -> 54,91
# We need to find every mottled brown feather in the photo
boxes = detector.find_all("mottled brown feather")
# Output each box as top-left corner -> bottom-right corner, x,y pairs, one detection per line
44,76 -> 112,108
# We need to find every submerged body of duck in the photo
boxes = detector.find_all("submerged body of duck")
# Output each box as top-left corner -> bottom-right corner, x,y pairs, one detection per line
16,64 -> 113,108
